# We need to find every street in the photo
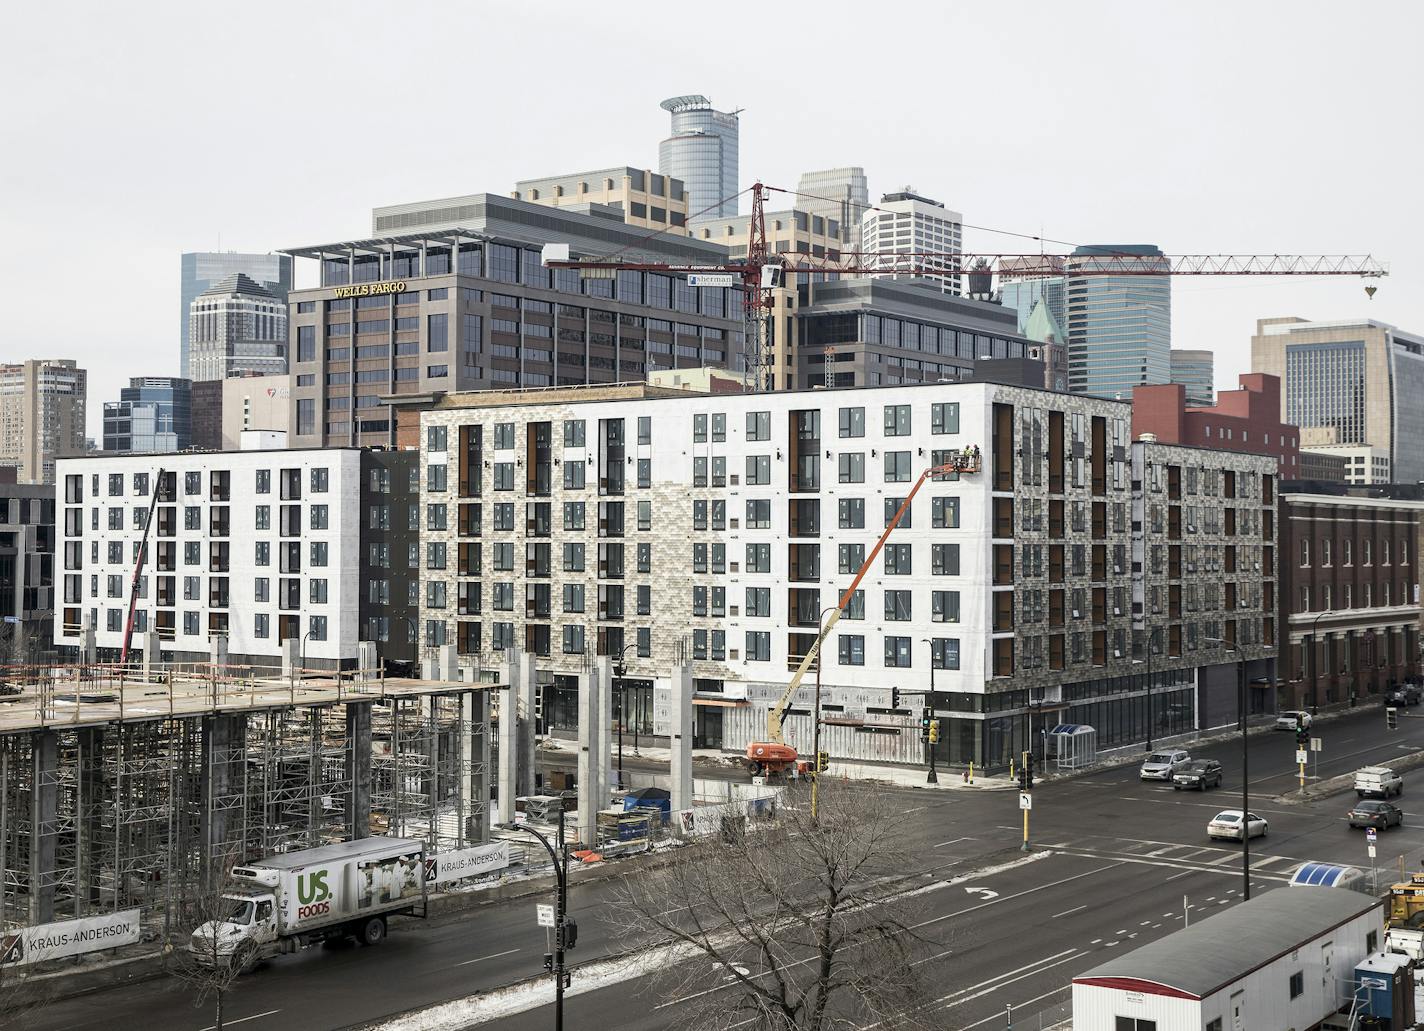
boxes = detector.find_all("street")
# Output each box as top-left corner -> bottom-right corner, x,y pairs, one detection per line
24,704 -> 1424,1031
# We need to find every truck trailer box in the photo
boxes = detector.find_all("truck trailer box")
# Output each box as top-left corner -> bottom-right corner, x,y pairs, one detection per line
232,836 -> 426,936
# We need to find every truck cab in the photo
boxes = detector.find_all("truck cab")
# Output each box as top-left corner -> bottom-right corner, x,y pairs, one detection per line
190,892 -> 278,971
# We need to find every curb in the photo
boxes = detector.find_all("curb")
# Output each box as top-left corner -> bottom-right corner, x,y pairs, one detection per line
1278,747 -> 1424,804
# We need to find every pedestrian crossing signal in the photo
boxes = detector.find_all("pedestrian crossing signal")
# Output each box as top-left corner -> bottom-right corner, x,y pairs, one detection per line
816,750 -> 830,773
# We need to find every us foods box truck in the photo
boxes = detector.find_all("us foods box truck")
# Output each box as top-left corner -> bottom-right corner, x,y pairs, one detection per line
189,837 -> 427,972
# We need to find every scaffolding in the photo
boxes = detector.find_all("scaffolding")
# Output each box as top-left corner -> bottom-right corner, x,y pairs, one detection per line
0,663 -> 492,941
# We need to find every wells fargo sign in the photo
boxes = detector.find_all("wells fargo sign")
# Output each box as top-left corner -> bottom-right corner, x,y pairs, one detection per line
332,281 -> 407,299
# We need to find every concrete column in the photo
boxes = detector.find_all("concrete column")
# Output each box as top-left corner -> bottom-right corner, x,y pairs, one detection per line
142,629 -> 161,680
461,690 -> 490,845
576,663 -> 601,847
356,641 -> 378,686
346,702 -> 372,840
497,655 -> 518,826
77,728 -> 105,914
424,643 -> 459,682
669,663 -> 694,816
281,638 -> 299,681
516,652 -> 536,799
29,730 -> 58,925
209,634 -> 228,677
595,655 -> 613,815
81,611 -> 96,665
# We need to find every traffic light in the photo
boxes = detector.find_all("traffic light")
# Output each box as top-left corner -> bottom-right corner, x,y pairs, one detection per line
559,918 -> 579,951
1025,752 -> 1034,790
920,708 -> 932,741
816,750 -> 830,773
891,687 -> 901,710
1296,727 -> 1309,748
1388,707 -> 1399,730
1017,766 -> 1029,791
928,719 -> 940,744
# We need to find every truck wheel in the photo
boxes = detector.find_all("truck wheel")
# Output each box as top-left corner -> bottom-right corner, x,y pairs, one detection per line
360,917 -> 387,946
233,942 -> 260,975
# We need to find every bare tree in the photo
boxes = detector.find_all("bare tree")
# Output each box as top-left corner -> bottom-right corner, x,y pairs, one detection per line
169,870 -> 253,1031
606,782 -> 950,1031
0,941 -> 56,1028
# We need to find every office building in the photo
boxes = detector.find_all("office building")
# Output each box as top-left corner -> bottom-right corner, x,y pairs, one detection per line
658,95 -> 739,218
0,468 -> 55,663
53,445 -> 417,670
221,373 -> 291,449
1252,316 -> 1424,484
1066,245 -> 1171,399
0,359 -> 87,485
512,167 -> 688,234
285,195 -> 744,450
1297,446 -> 1350,484
190,380 -> 224,451
102,377 -> 192,454
791,278 -> 1036,391
998,257 -> 1067,335
795,167 -> 869,248
1298,426 -> 1389,485
188,273 -> 289,382
180,252 -> 292,380
416,379 -> 1276,768
1277,488 -> 1423,710
859,187 -> 964,295
1169,349 -> 1214,406
1132,374 -> 1300,478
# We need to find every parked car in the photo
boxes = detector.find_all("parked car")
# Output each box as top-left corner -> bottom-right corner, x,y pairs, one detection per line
1173,759 -> 1224,791
1348,800 -> 1405,830
1355,766 -> 1404,799
1140,749 -> 1192,781
1208,810 -> 1268,841
1388,684 -> 1422,706
1275,710 -> 1313,731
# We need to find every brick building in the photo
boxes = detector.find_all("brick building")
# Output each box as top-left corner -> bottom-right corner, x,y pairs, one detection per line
1277,490 -> 1424,710
1132,373 -> 1300,478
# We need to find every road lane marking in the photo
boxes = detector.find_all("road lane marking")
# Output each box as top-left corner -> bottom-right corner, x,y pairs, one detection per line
911,862 -> 1121,930
1051,905 -> 1087,919
938,951 -> 1086,1013
1056,849 -> 1292,883
454,948 -> 521,967
1251,856 -> 1288,870
933,836 -> 975,848
1206,853 -> 1240,866
957,986 -> 1070,1030
199,1012 -> 279,1031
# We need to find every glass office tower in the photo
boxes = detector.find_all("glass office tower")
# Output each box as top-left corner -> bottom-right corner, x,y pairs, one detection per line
658,95 -> 739,219
180,252 -> 292,379
102,377 -> 192,453
1066,244 -> 1171,399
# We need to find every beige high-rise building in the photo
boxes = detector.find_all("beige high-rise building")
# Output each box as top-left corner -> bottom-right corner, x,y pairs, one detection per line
0,359 -> 87,484
1252,316 -> 1424,483
511,167 -> 690,235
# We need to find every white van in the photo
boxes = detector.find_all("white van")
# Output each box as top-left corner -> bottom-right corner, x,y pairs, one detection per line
1356,765 -> 1404,799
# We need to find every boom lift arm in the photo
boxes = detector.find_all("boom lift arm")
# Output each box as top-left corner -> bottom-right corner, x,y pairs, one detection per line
746,450 -> 982,768
118,468 -> 164,665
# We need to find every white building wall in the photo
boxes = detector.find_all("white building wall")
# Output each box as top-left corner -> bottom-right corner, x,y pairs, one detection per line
54,449 -> 363,666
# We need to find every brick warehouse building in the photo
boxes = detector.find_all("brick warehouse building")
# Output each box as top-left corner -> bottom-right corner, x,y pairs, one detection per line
1278,489 -> 1424,710
1132,373 -> 1301,479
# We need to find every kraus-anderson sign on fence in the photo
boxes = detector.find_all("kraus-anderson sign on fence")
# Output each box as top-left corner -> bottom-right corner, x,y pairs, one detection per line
0,909 -> 142,966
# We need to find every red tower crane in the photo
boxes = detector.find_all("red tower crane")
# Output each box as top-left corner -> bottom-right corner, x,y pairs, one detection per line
543,181 -> 1389,391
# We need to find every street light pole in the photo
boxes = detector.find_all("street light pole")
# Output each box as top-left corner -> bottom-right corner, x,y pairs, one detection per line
1310,609 -> 1330,715
520,809 -> 570,1030
1209,637 -> 1250,900
921,637 -> 938,784
812,607 -> 837,821
613,643 -> 636,791
1146,632 -> 1155,752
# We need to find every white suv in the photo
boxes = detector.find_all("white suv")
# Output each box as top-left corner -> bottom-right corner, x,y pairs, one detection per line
1140,749 -> 1191,781
1275,710 -> 1313,731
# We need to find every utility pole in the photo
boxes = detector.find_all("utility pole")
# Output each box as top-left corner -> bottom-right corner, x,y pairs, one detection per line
922,637 -> 938,784
522,810 -> 576,1028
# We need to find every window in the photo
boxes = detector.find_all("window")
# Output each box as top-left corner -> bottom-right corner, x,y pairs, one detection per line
884,590 -> 912,621
1288,971 -> 1303,999
746,587 -> 771,617
310,504 -> 329,530
884,636 -> 912,668
310,467 -> 329,493
563,584 -> 585,613
884,404 -> 911,436
254,577 -> 269,603
310,579 -> 329,604
839,498 -> 865,529
839,543 -> 865,574
564,420 -> 585,447
564,502 -> 586,530
838,407 -> 864,438
637,416 -> 651,445
254,614 -> 269,639
746,543 -> 771,573
884,543 -> 912,574
885,451 -> 911,482
746,411 -> 770,441
564,461 -> 585,489
310,541 -> 328,567
428,465 -> 448,492
693,413 -> 708,442
932,591 -> 960,623
838,452 -> 864,483
563,625 -> 586,654
255,469 -> 271,494
711,413 -> 726,442
746,456 -> 771,485
494,463 -> 514,490
494,422 -> 515,449
746,499 -> 771,528
931,638 -> 960,670
1115,1018 -> 1158,1031
427,542 -> 448,569
255,542 -> 270,567
931,402 -> 959,435
745,631 -> 771,662
308,615 -> 327,641
838,635 -> 865,666
884,497 -> 912,529
932,497 -> 960,528
932,543 -> 960,575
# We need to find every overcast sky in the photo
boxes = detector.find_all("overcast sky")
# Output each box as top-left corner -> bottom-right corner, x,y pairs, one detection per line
4,1 -> 1420,439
